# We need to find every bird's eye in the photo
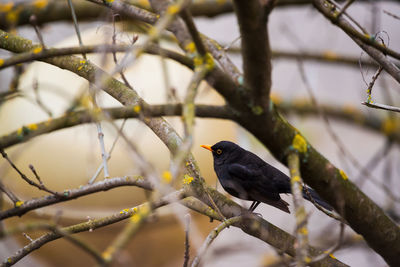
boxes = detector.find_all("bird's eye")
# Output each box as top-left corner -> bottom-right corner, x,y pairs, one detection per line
216,149 -> 222,155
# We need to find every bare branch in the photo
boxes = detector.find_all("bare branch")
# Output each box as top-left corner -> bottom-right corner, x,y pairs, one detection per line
288,152 -> 309,267
233,0 -> 272,108
191,216 -> 242,267
0,176 -> 152,220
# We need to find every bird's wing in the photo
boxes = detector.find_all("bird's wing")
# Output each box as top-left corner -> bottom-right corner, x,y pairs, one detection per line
260,164 -> 292,193
227,163 -> 281,201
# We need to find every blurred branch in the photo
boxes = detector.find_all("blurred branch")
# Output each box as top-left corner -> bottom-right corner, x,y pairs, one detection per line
1,0 -> 395,29
276,99 -> 400,145
227,47 -> 383,68
180,8 -> 207,57
313,0 -> 400,61
67,0 -> 86,59
2,190 -> 184,267
288,152 -> 309,267
312,0 -> 400,84
2,220 -> 105,265
202,35 -> 242,85
1,182 -> 348,267
89,0 -> 243,107
191,216 -> 242,267
0,104 -> 232,150
0,176 -> 151,220
52,226 -> 106,265
101,203 -> 152,265
383,10 -> 400,20
168,6 -> 212,188
0,29 -> 200,182
0,43 -> 193,70
187,185 -> 349,267
183,214 -> 190,267
335,0 -> 355,19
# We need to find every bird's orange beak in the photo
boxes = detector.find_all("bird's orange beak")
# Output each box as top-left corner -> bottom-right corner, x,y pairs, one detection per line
200,145 -> 213,152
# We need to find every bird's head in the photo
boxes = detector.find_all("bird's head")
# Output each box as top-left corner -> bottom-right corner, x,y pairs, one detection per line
201,141 -> 242,164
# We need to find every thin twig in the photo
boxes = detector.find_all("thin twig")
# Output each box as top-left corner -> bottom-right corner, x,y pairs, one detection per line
309,222 -> 345,263
297,60 -> 383,196
383,10 -> 400,20
313,0 -> 400,61
101,203 -> 152,265
67,0 -> 86,59
180,8 -> 207,56
88,119 -> 127,184
183,213 -> 191,267
364,66 -> 383,104
0,180 -> 19,204
288,152 -> 309,267
355,140 -> 392,187
96,122 -> 110,178
111,12 -> 135,89
2,191 -> 184,267
361,66 -> 400,113
108,0 -> 190,78
0,176 -> 152,220
29,15 -> 46,48
337,0 -> 354,17
191,216 -> 241,267
0,149 -> 59,196
362,101 -> 400,113
28,164 -> 43,186
32,79 -> 52,117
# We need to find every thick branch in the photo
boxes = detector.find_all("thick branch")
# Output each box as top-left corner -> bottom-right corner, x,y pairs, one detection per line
233,0 -> 272,107
235,104 -> 400,266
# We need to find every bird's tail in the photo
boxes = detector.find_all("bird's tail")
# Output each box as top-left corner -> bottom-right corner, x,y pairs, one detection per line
302,187 -> 333,211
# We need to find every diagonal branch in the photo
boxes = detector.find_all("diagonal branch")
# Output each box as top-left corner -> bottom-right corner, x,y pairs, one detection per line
312,0 -> 400,84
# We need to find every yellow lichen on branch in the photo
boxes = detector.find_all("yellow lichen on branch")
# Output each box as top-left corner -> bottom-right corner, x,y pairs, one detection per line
183,174 -> 194,185
15,201 -> 24,207
33,0 -> 48,9
292,134 -> 307,153
339,169 -> 348,180
162,170 -> 172,184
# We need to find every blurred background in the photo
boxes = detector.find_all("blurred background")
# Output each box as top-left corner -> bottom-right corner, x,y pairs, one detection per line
0,0 -> 400,266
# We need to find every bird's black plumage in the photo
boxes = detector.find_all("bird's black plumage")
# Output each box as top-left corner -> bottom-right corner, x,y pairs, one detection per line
201,141 -> 332,213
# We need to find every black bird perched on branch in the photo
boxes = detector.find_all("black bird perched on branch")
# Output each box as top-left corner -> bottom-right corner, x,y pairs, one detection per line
201,141 -> 332,213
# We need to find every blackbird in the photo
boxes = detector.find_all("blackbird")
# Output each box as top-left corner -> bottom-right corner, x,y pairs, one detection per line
201,141 -> 332,213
